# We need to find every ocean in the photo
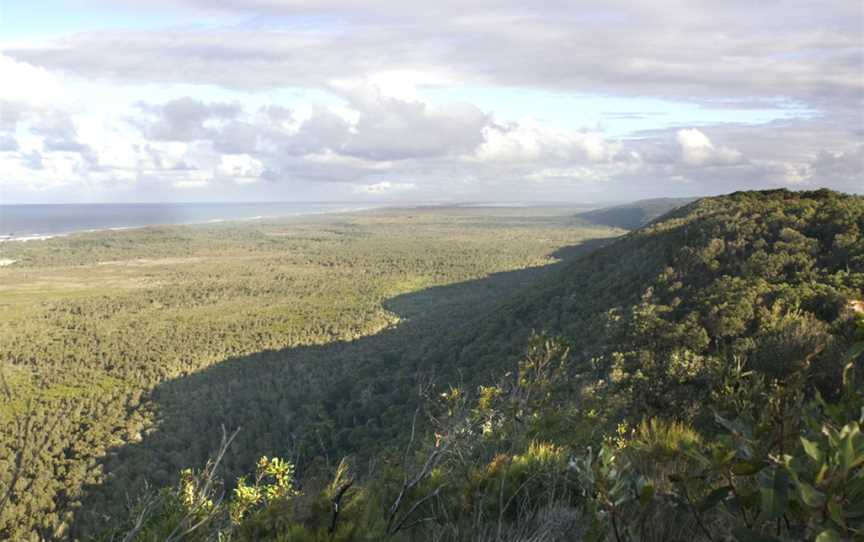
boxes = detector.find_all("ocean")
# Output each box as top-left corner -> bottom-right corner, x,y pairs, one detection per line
0,202 -> 377,241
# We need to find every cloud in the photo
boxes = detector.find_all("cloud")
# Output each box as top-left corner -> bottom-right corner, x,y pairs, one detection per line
0,1 -> 860,202
0,54 -> 66,106
676,129 -> 743,166
476,122 -> 621,164
270,151 -> 394,183
137,97 -> 242,141
0,99 -> 99,164
6,1 -> 862,112
354,180 -> 417,194
211,120 -> 265,154
285,109 -> 351,155
340,88 -> 489,160
0,101 -> 26,131
217,153 -> 265,182
5,90 -> 860,203
0,135 -> 19,151
173,178 -> 210,189
806,146 -> 864,192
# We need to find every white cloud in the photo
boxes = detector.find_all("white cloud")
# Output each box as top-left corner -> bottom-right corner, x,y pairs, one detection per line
0,54 -> 66,106
476,122 -> 620,164
333,70 -> 457,102
676,128 -> 743,166
217,153 -> 264,182
8,1 -> 862,112
339,87 -> 489,160
354,180 -> 417,194
0,0 -> 861,202
525,167 -> 611,184
173,179 -> 210,188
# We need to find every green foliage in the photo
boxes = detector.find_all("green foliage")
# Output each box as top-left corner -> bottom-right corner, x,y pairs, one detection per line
0,206 -> 611,539
628,418 -> 703,458
116,311 -> 864,541
229,456 -> 299,523
2,189 -> 863,540
572,443 -> 641,537
569,315 -> 864,541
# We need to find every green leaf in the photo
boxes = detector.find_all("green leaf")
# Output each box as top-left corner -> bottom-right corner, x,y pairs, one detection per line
845,423 -> 864,468
732,527 -> 783,542
638,482 -> 655,503
815,529 -> 840,542
698,486 -> 731,512
801,437 -> 823,463
711,447 -> 737,467
732,460 -> 767,475
796,481 -> 825,508
847,341 -> 864,360
758,466 -> 790,520
715,413 -> 750,437
828,500 -> 845,528
838,427 -> 857,477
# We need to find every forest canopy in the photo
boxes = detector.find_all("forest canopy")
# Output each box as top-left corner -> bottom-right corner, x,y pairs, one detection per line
1,190 -> 863,541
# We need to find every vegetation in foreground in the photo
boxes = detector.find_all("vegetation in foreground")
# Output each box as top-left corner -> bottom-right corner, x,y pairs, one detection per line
3,189 -> 863,541
103,325 -> 864,541
104,189 -> 864,541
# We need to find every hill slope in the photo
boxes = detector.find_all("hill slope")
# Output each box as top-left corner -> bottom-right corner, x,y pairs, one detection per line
31,190 -> 864,540
574,196 -> 695,229
444,190 -> 862,390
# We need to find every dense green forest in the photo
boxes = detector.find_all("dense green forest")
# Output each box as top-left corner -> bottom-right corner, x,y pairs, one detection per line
3,190 -> 863,541
0,206 -> 620,540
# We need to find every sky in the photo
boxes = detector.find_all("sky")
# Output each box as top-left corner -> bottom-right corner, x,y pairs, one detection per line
0,0 -> 861,204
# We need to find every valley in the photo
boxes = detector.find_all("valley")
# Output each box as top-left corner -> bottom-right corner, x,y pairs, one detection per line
0,205 -> 620,539
1,190 -> 862,541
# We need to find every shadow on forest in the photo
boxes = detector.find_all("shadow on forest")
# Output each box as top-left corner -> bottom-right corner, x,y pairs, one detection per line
72,236 -> 613,535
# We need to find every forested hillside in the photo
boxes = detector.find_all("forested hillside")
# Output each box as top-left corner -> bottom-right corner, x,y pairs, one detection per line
441,189 -> 863,397
81,189 -> 863,542
2,190 -> 863,541
574,197 -> 694,230
0,207 -> 619,540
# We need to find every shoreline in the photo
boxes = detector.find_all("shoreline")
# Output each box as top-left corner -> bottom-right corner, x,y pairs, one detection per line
0,205 -> 383,243
0,202 -> 589,243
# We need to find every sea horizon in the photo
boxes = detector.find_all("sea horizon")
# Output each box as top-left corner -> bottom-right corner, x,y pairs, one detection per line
0,200 -> 605,241
0,201 -> 385,241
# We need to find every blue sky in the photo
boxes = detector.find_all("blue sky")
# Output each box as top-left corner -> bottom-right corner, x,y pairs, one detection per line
0,0 -> 231,36
0,0 -> 860,203
421,87 -> 816,137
